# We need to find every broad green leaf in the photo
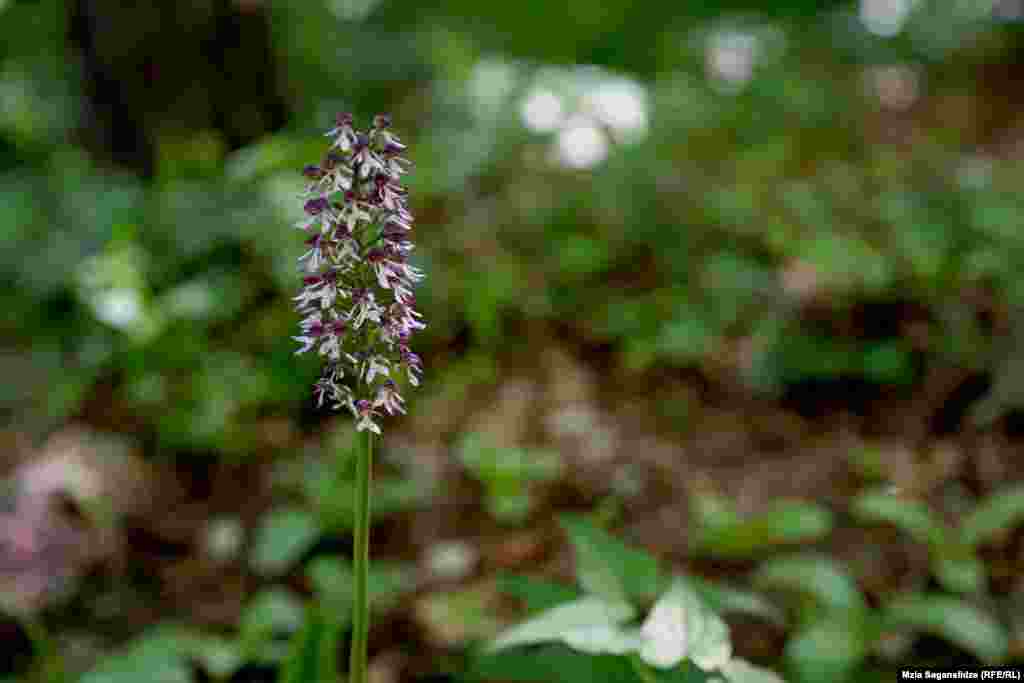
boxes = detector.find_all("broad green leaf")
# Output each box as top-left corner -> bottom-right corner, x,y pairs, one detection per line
187,635 -> 243,680
785,614 -> 871,683
249,506 -> 320,576
238,587 -> 305,659
278,606 -> 342,683
459,436 -> 562,524
87,625 -> 246,682
307,556 -> 353,612
635,658 -> 724,682
850,490 -> 948,548
687,576 -> 785,626
79,625 -> 195,683
560,515 -> 664,603
721,658 -> 786,683
490,596 -> 636,652
561,624 -> 645,655
752,554 -> 866,612
861,342 -> 915,384
960,484 -> 1024,547
883,593 -> 1009,663
240,587 -> 306,636
691,502 -> 833,559
471,643 -> 637,683
932,548 -> 986,595
640,578 -> 731,671
497,573 -> 581,613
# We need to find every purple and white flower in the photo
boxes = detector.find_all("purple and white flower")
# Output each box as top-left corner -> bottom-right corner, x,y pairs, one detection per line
373,380 -> 406,416
353,399 -> 382,435
294,114 -> 425,434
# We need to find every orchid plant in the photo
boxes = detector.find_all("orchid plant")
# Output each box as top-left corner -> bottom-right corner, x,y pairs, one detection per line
293,113 -> 423,683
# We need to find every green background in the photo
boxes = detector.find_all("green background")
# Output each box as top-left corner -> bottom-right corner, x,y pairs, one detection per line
1,0 -> 1023,680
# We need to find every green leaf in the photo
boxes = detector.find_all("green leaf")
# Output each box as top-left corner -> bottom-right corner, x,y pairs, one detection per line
470,643 -> 637,683
238,587 -> 306,660
278,606 -> 342,683
959,484 -> 1024,547
752,553 -> 866,613
489,596 -> 636,652
562,624 -> 645,655
79,625 -> 196,683
643,661 -> 725,683
691,502 -> 833,559
785,614 -> 870,683
560,514 -> 664,603
883,593 -> 1009,663
88,626 -> 247,683
721,658 -> 786,683
497,573 -> 582,613
849,490 -> 948,548
187,635 -> 244,680
686,576 -> 785,626
307,556 -> 353,611
249,506 -> 321,576
639,578 -> 732,672
458,436 -> 562,524
932,547 -> 986,595
861,342 -> 915,384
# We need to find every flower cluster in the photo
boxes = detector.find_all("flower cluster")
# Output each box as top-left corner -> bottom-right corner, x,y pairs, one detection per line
293,113 -> 424,434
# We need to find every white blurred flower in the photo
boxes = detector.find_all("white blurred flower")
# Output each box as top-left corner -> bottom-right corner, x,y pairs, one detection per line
521,88 -> 565,133
584,79 -> 648,141
556,116 -> 608,169
860,0 -> 918,37
706,30 -> 760,90
93,288 -> 142,329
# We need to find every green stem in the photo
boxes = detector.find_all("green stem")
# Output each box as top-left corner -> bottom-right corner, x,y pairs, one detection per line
349,429 -> 374,683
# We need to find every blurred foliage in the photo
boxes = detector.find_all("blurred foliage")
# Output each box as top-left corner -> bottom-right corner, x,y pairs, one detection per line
4,0 -> 1024,680
851,483 -> 1024,595
688,492 -> 834,559
457,434 -> 562,524
6,0 -> 1024,442
303,426 -> 432,530
485,516 -> 782,682
482,514 -> 1013,682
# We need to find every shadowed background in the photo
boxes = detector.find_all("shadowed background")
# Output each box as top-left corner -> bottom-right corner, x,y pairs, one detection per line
2,0 -> 1024,681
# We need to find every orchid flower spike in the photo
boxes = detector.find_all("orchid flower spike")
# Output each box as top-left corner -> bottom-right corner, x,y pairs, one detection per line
294,114 -> 423,434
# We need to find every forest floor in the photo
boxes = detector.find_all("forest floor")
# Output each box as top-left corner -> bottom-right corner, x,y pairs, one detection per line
2,333 -> 1023,681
